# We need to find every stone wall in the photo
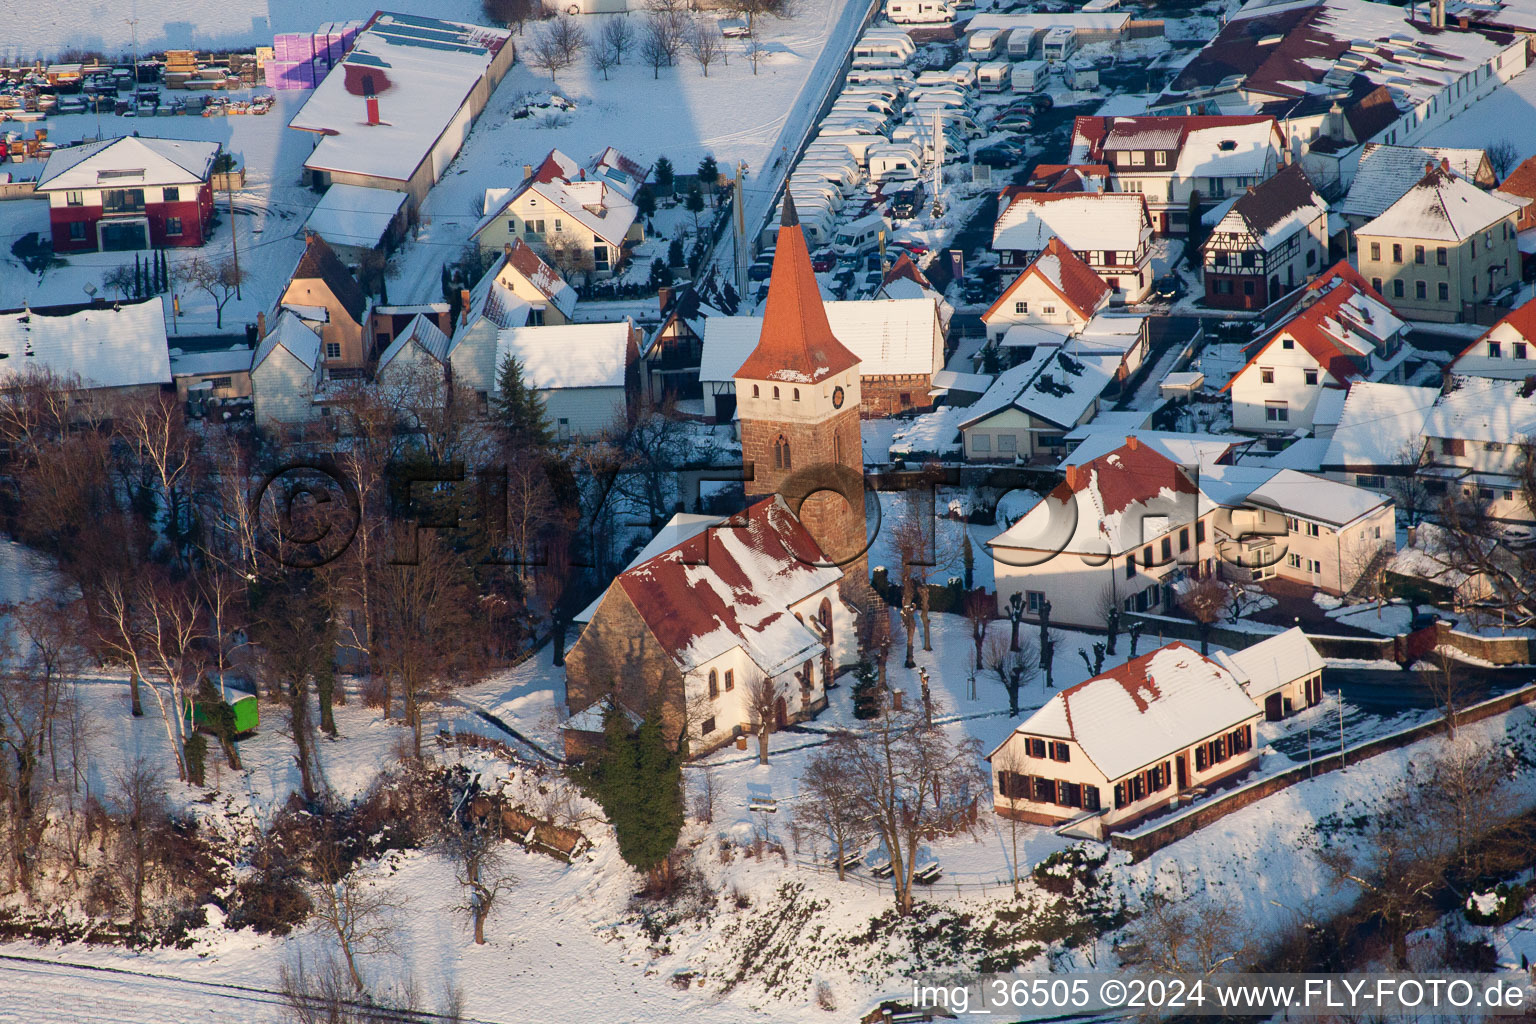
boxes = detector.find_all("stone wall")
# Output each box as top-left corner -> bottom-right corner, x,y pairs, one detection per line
563,587 -> 687,743
861,373 -> 935,417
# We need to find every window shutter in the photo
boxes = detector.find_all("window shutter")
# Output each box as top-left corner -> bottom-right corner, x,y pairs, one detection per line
1114,783 -> 1126,808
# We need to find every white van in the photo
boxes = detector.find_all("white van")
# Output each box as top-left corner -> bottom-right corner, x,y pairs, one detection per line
1011,59 -> 1049,92
909,85 -> 972,108
1041,25 -> 1077,61
977,60 -> 1012,92
832,211 -> 889,255
967,27 -> 1012,60
886,0 -> 955,24
866,143 -> 924,185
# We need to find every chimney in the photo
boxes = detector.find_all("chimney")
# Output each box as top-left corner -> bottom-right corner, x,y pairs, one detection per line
1441,157 -> 1451,172
1064,465 -> 1082,488
257,311 -> 266,338
460,288 -> 472,314
1125,434 -> 1140,451
579,168 -> 585,180
523,163 -> 533,181
503,242 -> 512,257
365,94 -> 380,126
1426,160 -> 1437,175
657,285 -> 673,314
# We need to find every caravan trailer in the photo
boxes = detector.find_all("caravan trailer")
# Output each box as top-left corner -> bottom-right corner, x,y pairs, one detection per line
967,27 -> 1013,60
808,135 -> 885,167
847,68 -> 915,89
796,161 -> 865,193
1006,28 -> 1040,59
1011,59 -> 1049,92
852,30 -> 916,69
977,61 -> 1012,92
885,0 -> 955,23
1041,26 -> 1077,61
866,143 -> 924,185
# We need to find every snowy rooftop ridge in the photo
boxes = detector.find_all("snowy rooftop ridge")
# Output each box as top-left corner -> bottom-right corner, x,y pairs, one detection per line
35,136 -> 220,191
0,297 -> 171,390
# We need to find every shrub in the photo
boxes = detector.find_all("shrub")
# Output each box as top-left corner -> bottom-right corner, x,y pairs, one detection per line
1032,846 -> 1108,896
1465,883 -> 1528,926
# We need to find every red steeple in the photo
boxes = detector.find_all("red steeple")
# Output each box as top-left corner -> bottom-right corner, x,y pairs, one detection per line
734,195 -> 860,385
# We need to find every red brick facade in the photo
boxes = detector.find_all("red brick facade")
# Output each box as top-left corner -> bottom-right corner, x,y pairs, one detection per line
49,183 -> 215,253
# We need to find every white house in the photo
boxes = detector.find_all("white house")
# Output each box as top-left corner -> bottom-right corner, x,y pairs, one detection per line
0,297 -> 171,399
1224,262 -> 1411,434
251,311 -> 324,426
448,240 -> 579,398
982,236 -> 1112,345
494,321 -> 637,440
958,345 -> 1114,463
992,191 -> 1154,303
1334,143 -> 1496,231
375,312 -> 451,413
1200,162 -> 1329,311
1448,297 -> 1536,380
1213,627 -> 1325,722
1318,381 -> 1440,487
1420,375 -> 1536,522
988,642 -> 1263,835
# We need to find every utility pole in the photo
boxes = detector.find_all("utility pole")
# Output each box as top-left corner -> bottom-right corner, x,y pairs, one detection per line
1338,689 -> 1346,770
227,154 -> 241,299
733,161 -> 747,302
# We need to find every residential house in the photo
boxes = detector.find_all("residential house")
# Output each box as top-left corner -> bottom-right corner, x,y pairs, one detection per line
640,286 -> 720,405
991,191 -> 1154,303
1201,163 -> 1329,310
988,642 -> 1263,835
367,303 -> 452,360
1318,380 -> 1439,492
288,13 -> 516,212
1068,115 -> 1285,235
447,241 -> 576,399
1448,297 -> 1536,379
878,253 -> 954,335
301,183 -> 411,264
35,136 -> 218,252
958,345 -> 1113,463
697,298 -> 945,420
1213,627 -> 1326,721
982,237 -> 1112,346
0,297 -> 171,399
251,311 -> 324,426
472,148 -> 645,279
1420,374 -> 1536,522
278,233 -> 369,375
1335,143 -> 1496,232
1224,262 -> 1411,433
1493,154 -> 1536,233
1355,162 -> 1524,323
494,321 -> 637,440
1021,163 -> 1110,194
563,496 -> 854,758
375,313 -> 451,387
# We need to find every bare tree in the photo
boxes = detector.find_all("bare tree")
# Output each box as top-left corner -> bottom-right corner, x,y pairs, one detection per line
600,16 -> 635,63
688,16 -> 724,76
641,20 -> 672,78
984,631 -> 1038,716
120,392 -> 201,567
1178,576 -> 1230,655
648,10 -> 687,65
444,812 -> 516,945
481,0 -> 540,34
743,669 -> 782,765
818,693 -> 985,914
175,256 -> 243,329
1385,440 -> 1432,526
309,840 -> 407,994
103,263 -> 136,300
592,40 -> 619,79
690,767 -> 718,824
540,230 -> 597,283
731,0 -> 795,35
108,757 -> 169,939
990,745 -> 1030,893
1435,445 -> 1536,625
526,16 -> 588,80
1122,889 -> 1256,976
742,33 -> 771,75
797,747 -> 872,881
1426,648 -> 1470,738
1486,138 -> 1520,180
964,588 -> 992,671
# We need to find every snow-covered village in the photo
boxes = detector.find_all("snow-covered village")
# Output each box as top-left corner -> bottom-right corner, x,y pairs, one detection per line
4,0 -> 1536,1019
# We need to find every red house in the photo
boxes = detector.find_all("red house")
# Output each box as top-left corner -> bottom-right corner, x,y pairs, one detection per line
35,136 -> 220,253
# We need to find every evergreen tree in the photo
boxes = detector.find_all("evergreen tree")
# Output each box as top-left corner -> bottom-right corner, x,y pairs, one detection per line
653,156 -> 674,195
696,154 -> 718,203
685,188 -> 705,236
575,710 -> 684,884
667,237 -> 685,269
157,249 -> 167,291
134,253 -> 143,298
649,259 -> 673,290
492,353 -> 552,447
636,184 -> 657,222
379,274 -> 389,306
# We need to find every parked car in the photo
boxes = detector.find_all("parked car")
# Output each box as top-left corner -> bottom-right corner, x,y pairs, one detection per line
973,145 -> 1019,168
810,249 -> 837,273
995,111 -> 1034,130
748,259 -> 775,283
1150,275 -> 1185,301
894,240 -> 930,256
890,186 -> 926,219
1028,93 -> 1054,112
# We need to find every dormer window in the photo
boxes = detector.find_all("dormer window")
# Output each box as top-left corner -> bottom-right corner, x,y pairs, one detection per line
1155,151 -> 1167,166
1131,151 -> 1146,166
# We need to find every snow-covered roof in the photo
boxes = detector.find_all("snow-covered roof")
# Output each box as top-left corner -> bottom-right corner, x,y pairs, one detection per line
1214,628 -> 1324,701
1337,144 -> 1493,220
1063,429 -> 1245,469
0,298 -> 171,390
993,643 -> 1260,781
1249,436 -> 1329,472
290,12 -> 511,184
959,345 -> 1113,432
983,237 -> 1111,324
377,313 -> 451,370
495,321 -> 630,391
1321,381 -> 1439,468
35,136 -> 219,191
600,496 -> 842,676
1421,374 -> 1536,443
1238,466 -> 1391,527
564,696 -> 641,734
302,183 -> 407,251
994,192 -> 1151,254
573,513 -> 723,625
1177,121 -> 1284,180
699,299 -> 942,381
1359,164 -> 1524,243
1207,163 -> 1327,250
991,439 -> 1201,556
253,310 -> 323,372
474,177 -> 639,249
169,346 -> 254,378
503,238 -> 578,318
931,369 -> 994,393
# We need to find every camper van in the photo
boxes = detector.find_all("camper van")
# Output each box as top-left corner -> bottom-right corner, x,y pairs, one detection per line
832,211 -> 889,255
1011,59 -> 1049,92
789,178 -> 846,210
866,143 -> 924,185
808,135 -> 885,167
1064,58 -> 1097,90
1006,27 -> 1040,59
909,84 -> 973,109
833,95 -> 898,119
967,27 -> 1013,60
847,68 -> 915,89
1041,25 -> 1077,61
819,115 -> 890,138
886,0 -> 955,23
977,61 -> 1012,92
843,84 -> 905,106
853,29 -> 917,69
797,162 -> 865,193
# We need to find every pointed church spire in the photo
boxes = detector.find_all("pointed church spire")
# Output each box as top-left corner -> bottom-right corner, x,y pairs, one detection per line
734,196 -> 859,385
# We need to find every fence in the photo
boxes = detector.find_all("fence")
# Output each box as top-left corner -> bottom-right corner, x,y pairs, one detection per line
1107,682 -> 1536,861
0,180 -> 36,201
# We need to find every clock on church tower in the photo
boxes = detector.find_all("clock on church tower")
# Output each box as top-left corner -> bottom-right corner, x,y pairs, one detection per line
733,195 -> 869,598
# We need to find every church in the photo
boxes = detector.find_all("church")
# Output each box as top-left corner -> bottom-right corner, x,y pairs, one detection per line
562,197 -> 869,758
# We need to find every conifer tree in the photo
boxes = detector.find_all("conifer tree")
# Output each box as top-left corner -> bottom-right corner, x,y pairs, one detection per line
653,155 -> 674,195
696,154 -> 718,204
492,353 -> 552,447
134,253 -> 143,298
576,710 -> 684,885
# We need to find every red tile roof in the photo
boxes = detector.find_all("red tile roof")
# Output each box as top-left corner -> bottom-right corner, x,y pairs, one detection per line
882,251 -> 933,291
1072,114 -> 1278,162
1062,437 -> 1197,519
1496,154 -> 1536,200
503,238 -> 566,304
982,237 -> 1111,323
735,196 -> 860,384
1458,295 -> 1536,359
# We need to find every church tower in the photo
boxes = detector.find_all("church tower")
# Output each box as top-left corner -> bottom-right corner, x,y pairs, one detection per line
734,195 -> 869,600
